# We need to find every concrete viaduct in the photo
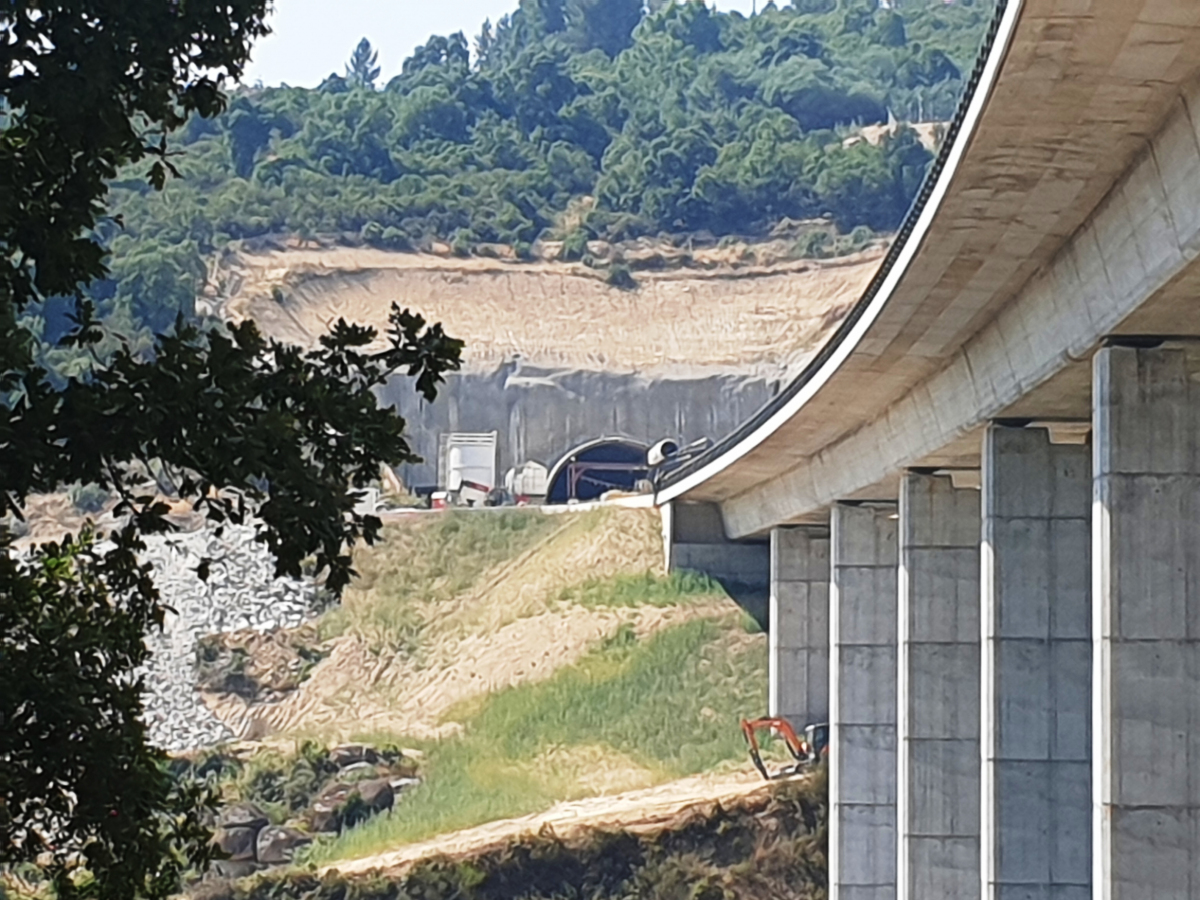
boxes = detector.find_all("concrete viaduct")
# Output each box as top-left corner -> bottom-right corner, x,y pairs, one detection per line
658,1 -> 1200,897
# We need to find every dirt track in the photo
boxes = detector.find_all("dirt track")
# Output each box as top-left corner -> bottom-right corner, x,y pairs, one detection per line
323,768 -> 788,877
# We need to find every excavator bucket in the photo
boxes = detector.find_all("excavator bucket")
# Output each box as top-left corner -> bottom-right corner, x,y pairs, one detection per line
740,717 -> 828,780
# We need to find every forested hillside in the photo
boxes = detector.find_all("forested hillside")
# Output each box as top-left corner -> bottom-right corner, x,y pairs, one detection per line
44,0 -> 994,354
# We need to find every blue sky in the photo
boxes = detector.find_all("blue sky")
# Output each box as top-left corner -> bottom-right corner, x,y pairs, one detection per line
241,0 -> 759,88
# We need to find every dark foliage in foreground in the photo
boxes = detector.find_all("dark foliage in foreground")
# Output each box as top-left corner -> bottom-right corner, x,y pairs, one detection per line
0,3 -> 461,900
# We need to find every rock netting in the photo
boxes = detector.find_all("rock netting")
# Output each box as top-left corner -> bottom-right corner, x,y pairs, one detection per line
139,525 -> 317,752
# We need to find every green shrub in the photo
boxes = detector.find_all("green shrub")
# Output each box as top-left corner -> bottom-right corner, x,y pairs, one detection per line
606,263 -> 637,290
793,229 -> 834,259
450,229 -> 473,258
561,229 -> 592,262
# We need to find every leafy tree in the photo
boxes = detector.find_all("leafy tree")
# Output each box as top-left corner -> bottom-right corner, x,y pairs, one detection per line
872,10 -> 908,47
0,6 -> 462,900
345,37 -> 382,89
395,33 -> 471,85
566,0 -> 643,57
643,0 -> 723,54
520,0 -> 568,37
2,535 -> 216,900
318,72 -> 352,94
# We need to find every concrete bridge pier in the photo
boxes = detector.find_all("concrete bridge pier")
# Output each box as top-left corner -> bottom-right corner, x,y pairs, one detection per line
897,471 -> 981,900
769,526 -> 830,727
981,424 -> 1091,900
830,502 -> 899,900
1093,344 -> 1200,898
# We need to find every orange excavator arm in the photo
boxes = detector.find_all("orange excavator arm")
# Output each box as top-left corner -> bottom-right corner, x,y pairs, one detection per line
740,717 -> 823,780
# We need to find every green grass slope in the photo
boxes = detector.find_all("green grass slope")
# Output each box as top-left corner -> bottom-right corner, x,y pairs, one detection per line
315,614 -> 765,862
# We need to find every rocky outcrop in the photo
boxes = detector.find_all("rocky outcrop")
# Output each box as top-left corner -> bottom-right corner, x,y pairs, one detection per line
213,805 -> 311,871
309,779 -> 395,834
256,827 -> 312,865
201,742 -> 419,874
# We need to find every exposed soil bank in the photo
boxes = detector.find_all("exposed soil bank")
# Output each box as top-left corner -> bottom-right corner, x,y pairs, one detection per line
216,246 -> 882,374
213,246 -> 883,486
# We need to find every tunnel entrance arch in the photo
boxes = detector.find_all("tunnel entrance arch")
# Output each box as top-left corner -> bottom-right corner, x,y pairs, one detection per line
545,438 -> 649,504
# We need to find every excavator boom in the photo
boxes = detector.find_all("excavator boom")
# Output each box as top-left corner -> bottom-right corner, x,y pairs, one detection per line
740,717 -> 828,780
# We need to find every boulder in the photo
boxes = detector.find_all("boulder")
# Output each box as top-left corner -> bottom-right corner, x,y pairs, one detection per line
213,825 -> 259,862
307,778 -> 393,833
307,802 -> 338,835
256,826 -> 312,865
338,761 -> 379,779
309,783 -> 353,833
211,859 -> 266,879
329,743 -> 378,769
357,778 -> 394,813
217,802 -> 270,832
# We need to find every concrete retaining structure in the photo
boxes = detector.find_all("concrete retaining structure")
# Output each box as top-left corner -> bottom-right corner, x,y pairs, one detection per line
381,364 -> 779,490
665,500 -> 769,627
830,503 -> 898,900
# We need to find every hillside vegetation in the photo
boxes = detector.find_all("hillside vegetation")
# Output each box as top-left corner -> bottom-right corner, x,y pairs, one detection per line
196,508 -> 771,858
34,0 -> 995,359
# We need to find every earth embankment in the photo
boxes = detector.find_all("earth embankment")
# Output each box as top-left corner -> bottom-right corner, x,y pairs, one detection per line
215,246 -> 884,375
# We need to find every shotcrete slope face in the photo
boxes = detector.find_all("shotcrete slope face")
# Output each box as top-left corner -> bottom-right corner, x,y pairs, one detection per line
219,246 -> 885,376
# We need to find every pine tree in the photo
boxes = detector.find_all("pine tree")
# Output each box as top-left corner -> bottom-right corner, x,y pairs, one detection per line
345,37 -> 382,89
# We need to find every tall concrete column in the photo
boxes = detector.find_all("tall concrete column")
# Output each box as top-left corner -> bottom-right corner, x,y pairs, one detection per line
831,503 -> 899,900
898,471 -> 981,900
1093,345 -> 1200,898
770,526 -> 829,727
981,425 -> 1091,900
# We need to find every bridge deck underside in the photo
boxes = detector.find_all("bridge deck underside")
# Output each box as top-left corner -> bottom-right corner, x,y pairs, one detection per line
679,0 -> 1200,536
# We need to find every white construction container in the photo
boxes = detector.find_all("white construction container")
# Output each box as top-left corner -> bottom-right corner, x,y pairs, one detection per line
505,461 -> 550,499
439,432 -> 498,500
